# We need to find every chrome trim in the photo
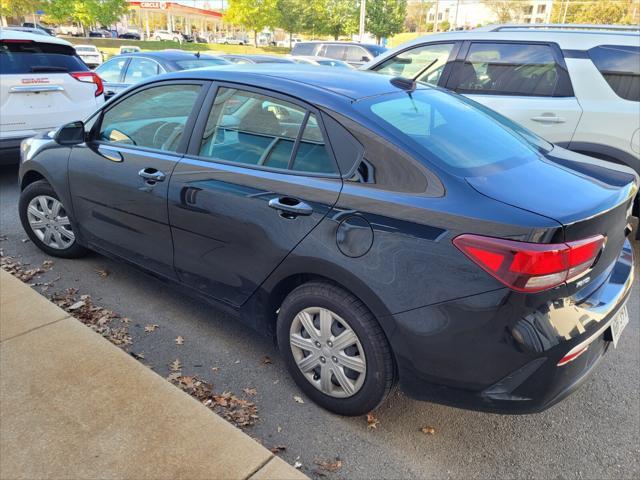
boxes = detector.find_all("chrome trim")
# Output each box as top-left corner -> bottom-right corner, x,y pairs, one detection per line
10,85 -> 65,93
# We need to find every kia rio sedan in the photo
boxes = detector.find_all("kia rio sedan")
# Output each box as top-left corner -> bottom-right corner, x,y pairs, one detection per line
18,66 -> 637,416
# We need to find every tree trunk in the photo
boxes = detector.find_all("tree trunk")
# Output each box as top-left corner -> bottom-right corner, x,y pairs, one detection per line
288,31 -> 292,49
254,29 -> 258,47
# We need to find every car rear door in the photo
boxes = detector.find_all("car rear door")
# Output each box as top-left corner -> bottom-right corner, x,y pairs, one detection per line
445,41 -> 582,146
95,56 -> 130,97
168,84 -> 343,306
68,80 -> 208,279
0,38 -> 102,138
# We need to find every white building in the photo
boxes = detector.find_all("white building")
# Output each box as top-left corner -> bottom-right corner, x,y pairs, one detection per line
411,0 -> 554,30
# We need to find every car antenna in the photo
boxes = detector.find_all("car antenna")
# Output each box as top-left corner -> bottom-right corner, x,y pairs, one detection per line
411,58 -> 438,83
195,51 -> 200,58
390,77 -> 416,92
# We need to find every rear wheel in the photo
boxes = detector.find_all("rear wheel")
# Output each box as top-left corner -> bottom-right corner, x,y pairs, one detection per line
277,281 -> 394,416
19,180 -> 88,258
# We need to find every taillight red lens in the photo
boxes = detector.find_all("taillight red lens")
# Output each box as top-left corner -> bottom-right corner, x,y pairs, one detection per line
70,71 -> 104,97
453,234 -> 605,293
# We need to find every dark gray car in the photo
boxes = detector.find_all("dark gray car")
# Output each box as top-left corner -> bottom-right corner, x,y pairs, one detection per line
291,41 -> 387,67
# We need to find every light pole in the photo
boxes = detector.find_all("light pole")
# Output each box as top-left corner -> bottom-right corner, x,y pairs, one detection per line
359,0 -> 366,42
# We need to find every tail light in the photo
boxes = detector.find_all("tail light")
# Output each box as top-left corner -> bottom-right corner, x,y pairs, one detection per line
70,71 -> 104,97
453,234 -> 605,293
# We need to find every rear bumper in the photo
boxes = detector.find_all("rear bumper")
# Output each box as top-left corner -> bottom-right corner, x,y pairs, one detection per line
391,239 -> 635,414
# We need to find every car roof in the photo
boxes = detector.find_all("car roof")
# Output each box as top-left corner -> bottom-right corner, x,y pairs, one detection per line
296,40 -> 381,48
222,54 -> 295,63
158,64 -> 414,102
0,29 -> 72,46
388,28 -> 640,52
118,50 -> 219,61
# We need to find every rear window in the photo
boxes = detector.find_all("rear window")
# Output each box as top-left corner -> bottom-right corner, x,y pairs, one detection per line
174,58 -> 229,69
0,40 -> 88,74
359,89 -> 544,176
292,43 -> 316,56
588,45 -> 639,102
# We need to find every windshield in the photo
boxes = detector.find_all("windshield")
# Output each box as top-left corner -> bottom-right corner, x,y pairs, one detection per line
359,88 -> 547,176
175,58 -> 228,69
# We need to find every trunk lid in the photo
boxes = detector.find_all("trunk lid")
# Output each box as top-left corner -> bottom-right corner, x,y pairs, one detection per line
466,148 -> 638,290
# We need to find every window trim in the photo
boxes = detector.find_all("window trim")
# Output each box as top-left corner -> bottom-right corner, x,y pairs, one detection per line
185,81 -> 342,178
446,40 -> 574,98
90,79 -> 210,156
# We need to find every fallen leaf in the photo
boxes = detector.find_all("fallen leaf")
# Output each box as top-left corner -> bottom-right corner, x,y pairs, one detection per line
166,372 -> 181,382
277,426 -> 282,433
366,412 -> 380,429
144,324 -> 159,333
294,461 -> 302,469
262,355 -> 272,364
420,426 -> 436,435
211,367 -> 220,373
314,458 -> 342,473
169,359 -> 182,372
293,395 -> 305,404
68,300 -> 85,310
234,359 -> 240,364
174,335 -> 184,345
243,387 -> 257,396
95,268 -> 109,277
131,351 -> 145,360
270,445 -> 286,454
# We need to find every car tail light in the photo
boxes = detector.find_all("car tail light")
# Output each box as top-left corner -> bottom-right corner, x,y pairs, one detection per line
453,234 -> 605,293
70,71 -> 104,97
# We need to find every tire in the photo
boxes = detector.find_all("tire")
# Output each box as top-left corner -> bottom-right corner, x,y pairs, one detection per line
19,180 -> 88,259
277,281 -> 394,416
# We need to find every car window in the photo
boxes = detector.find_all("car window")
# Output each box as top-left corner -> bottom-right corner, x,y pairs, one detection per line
292,43 -> 315,55
124,57 -> 159,83
345,46 -> 368,63
373,43 -> 455,86
361,89 -> 543,177
96,57 -> 128,83
0,40 -> 88,74
99,84 -> 201,152
321,45 -> 346,60
198,87 -> 337,174
454,43 -> 562,97
588,45 -> 639,102
175,58 -> 228,69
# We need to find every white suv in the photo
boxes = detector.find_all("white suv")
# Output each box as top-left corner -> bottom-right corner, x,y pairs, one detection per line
364,24 -> 640,177
0,30 -> 105,163
153,30 -> 181,42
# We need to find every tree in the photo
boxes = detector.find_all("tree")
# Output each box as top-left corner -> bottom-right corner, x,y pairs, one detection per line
366,0 -> 407,43
404,0 -> 432,33
315,0 -> 359,40
1,0 -> 43,24
225,0 -> 277,46
482,0 -> 527,23
551,0 -> 637,25
273,0 -> 306,47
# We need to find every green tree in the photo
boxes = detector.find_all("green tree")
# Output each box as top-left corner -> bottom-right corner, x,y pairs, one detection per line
273,0 -> 306,47
366,0 -> 407,43
1,0 -> 43,23
226,0 -> 277,46
482,0 -> 527,23
551,0 -> 636,24
404,0 -> 432,32
315,0 -> 358,40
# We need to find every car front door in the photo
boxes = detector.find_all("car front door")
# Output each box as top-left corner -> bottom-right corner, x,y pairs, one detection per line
446,41 -> 582,146
68,80 -> 208,278
168,84 -> 343,306
95,56 -> 130,98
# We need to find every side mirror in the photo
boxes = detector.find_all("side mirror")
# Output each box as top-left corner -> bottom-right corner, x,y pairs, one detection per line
361,55 -> 371,62
104,90 -> 116,100
54,121 -> 85,145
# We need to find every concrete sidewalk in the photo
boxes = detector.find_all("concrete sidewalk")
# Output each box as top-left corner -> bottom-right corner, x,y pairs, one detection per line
0,269 -> 307,480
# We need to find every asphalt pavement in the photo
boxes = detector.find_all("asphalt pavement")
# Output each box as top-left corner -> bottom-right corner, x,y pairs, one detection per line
1,164 -> 638,480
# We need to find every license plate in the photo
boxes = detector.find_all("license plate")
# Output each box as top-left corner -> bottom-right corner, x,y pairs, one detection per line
609,304 -> 629,348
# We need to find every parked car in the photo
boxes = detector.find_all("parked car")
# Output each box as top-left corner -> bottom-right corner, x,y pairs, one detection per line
219,54 -> 296,64
0,30 -> 104,163
364,24 -> 640,228
88,29 -> 111,38
153,30 -> 181,42
277,37 -> 302,48
74,44 -> 103,68
119,45 -> 141,54
216,35 -> 248,45
17,65 -> 637,416
22,22 -> 56,36
56,24 -> 81,36
118,31 -> 141,41
289,55 -> 353,68
291,41 -> 387,67
4,26 -> 51,36
94,51 -> 230,98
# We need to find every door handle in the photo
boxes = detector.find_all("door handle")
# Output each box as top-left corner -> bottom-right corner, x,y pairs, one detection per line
268,197 -> 313,218
138,168 -> 166,183
531,115 -> 566,124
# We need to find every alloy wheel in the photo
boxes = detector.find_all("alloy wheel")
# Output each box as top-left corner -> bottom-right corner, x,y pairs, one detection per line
26,195 -> 75,250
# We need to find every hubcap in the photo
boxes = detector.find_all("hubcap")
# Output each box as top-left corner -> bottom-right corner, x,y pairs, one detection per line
26,195 -> 75,250
289,307 -> 366,398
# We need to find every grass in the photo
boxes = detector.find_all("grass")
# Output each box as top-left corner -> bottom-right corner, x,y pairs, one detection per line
63,36 -> 290,60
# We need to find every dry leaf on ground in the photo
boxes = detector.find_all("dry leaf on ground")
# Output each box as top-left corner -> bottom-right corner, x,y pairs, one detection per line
262,356 -> 272,364
314,458 -> 342,473
144,324 -> 159,333
366,412 -> 380,429
420,426 -> 436,435
169,359 -> 182,372
174,335 -> 184,345
243,387 -> 257,396
95,268 -> 109,277
270,445 -> 286,454
293,395 -> 305,404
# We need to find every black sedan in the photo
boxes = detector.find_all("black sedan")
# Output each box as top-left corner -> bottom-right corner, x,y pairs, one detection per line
17,66 -> 637,416
94,50 -> 230,98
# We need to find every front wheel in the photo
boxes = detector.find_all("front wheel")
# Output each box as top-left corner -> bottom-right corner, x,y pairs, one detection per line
277,282 -> 395,416
19,180 -> 88,258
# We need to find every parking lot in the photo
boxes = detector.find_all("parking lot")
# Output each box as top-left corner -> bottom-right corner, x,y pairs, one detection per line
1,163 -> 638,480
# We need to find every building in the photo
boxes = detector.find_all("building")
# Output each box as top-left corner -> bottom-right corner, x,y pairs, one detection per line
412,0 -> 554,30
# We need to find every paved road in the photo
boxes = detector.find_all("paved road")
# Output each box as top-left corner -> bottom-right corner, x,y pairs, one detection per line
1,165 -> 639,480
